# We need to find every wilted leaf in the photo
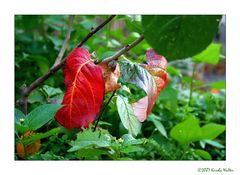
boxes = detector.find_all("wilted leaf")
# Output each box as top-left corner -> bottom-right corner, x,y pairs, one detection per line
55,48 -> 105,129
121,50 -> 168,122
99,61 -> 121,93
120,59 -> 156,122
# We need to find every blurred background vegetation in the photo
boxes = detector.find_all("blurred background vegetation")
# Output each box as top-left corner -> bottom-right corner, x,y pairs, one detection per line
15,15 -> 226,160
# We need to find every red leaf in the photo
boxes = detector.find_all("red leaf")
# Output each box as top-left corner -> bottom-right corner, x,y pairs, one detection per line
55,48 -> 105,129
132,49 -> 169,122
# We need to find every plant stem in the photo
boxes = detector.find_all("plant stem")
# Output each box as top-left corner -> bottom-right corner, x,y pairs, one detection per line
188,63 -> 197,106
97,35 -> 144,64
93,90 -> 116,131
53,15 -> 75,66
77,15 -> 116,48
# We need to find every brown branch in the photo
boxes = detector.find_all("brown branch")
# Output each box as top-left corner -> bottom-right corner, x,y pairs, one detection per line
77,15 -> 116,48
18,15 -> 116,114
97,35 -> 144,64
53,15 -> 75,67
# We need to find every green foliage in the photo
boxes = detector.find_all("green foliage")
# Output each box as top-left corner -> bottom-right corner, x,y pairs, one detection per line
142,15 -> 221,61
15,15 -> 225,160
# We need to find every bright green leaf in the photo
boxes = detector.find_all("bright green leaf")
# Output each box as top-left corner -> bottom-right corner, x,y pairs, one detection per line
142,15 -> 221,61
192,43 -> 222,64
117,95 -> 142,136
170,116 -> 202,145
195,149 -> 212,160
201,123 -> 225,140
210,81 -> 226,90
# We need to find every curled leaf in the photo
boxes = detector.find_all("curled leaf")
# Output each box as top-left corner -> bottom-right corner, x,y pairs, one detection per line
99,60 -> 121,93
55,48 -> 105,129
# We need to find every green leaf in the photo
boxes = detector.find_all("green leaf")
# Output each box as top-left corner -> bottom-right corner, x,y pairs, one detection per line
193,43 -> 222,64
142,15 -> 221,61
148,114 -> 167,138
31,55 -> 50,74
68,129 -> 112,152
158,84 -> 178,113
24,104 -> 62,131
15,108 -> 25,124
28,90 -> 46,104
22,127 -> 61,145
194,149 -> 212,160
170,116 -> 202,145
42,85 -> 62,97
203,139 -> 225,148
120,59 -> 156,95
167,66 -> 182,77
122,134 -> 145,145
117,95 -> 142,136
201,123 -> 225,140
210,81 -> 226,90
121,145 -> 144,153
76,148 -> 108,160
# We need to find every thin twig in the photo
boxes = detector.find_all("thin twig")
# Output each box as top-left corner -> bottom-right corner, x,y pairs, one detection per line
77,15 -> 116,48
97,35 -> 144,64
93,90 -> 116,132
53,15 -> 75,66
18,15 -> 116,114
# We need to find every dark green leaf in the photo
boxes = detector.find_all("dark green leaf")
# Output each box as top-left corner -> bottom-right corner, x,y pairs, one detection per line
117,95 -> 142,136
15,108 -> 25,124
24,104 -> 62,131
142,15 -> 221,60
148,114 -> 167,138
22,128 -> 61,145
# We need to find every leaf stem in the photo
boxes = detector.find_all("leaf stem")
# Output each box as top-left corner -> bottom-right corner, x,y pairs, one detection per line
93,90 -> 116,131
188,63 -> 197,106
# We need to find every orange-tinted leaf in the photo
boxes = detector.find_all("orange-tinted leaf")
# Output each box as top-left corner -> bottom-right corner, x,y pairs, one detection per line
99,61 -> 121,93
55,48 -> 105,129
16,131 -> 41,159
